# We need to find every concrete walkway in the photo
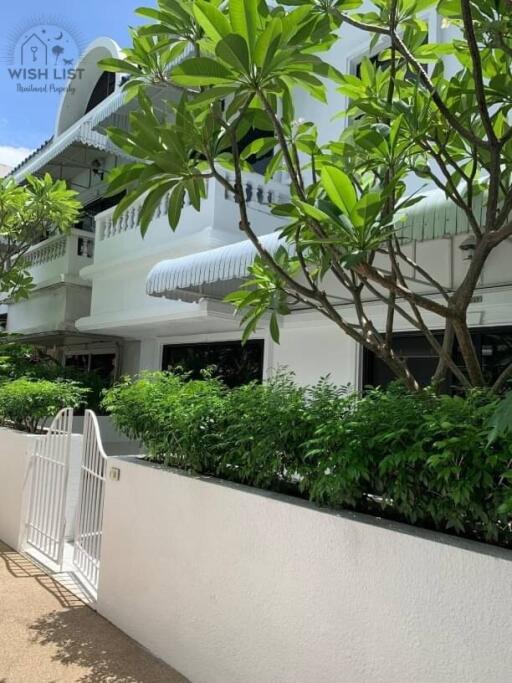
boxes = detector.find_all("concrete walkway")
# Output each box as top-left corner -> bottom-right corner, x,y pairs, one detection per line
0,541 -> 189,683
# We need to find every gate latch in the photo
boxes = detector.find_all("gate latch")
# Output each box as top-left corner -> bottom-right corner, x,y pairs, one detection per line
110,467 -> 121,481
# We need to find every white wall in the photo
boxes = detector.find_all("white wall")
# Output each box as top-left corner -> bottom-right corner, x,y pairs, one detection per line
0,429 -> 34,550
7,284 -> 92,335
98,458 -> 512,683
120,340 -> 141,376
271,322 -> 359,387
72,415 -> 140,457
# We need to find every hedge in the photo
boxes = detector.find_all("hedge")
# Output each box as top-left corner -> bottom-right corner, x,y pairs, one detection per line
0,342 -> 109,411
0,378 -> 88,433
102,372 -> 512,547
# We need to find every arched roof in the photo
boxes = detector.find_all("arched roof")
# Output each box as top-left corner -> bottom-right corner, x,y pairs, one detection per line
55,37 -> 123,137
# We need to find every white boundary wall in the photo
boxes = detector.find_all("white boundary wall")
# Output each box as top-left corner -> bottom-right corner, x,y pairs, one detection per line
0,427 -> 82,550
0,428 -> 36,550
97,457 -> 512,683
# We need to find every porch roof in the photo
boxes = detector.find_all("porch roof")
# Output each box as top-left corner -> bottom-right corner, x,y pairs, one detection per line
146,232 -> 290,303
11,123 -> 120,182
146,189 -> 480,303
4,330 -> 124,348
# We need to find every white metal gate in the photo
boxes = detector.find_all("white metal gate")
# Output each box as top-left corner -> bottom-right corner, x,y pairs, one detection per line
25,408 -> 74,567
73,410 -> 107,593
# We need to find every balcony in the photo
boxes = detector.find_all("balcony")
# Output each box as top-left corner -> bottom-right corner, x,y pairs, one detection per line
74,172 -> 289,337
92,172 -> 290,269
24,229 -> 95,289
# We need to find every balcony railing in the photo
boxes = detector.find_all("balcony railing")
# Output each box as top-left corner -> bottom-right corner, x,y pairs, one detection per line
96,172 -> 290,243
97,189 -> 197,242
24,229 -> 95,285
223,171 -> 290,211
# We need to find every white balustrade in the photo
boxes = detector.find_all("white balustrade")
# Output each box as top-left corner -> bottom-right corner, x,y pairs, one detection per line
23,229 -> 95,285
25,235 -> 67,266
96,173 -> 290,243
223,171 -> 290,210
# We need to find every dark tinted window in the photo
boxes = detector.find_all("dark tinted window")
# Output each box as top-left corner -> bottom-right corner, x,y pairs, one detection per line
85,71 -> 116,114
363,327 -> 512,392
162,340 -> 264,387
65,353 -> 116,383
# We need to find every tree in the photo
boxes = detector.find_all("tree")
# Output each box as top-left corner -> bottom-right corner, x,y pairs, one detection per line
100,0 -> 512,392
0,173 -> 81,300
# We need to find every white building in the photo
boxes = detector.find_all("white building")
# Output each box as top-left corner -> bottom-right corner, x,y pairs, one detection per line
6,23 -> 512,391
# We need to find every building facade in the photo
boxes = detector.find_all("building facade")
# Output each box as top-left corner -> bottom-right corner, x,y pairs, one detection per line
5,20 -> 512,391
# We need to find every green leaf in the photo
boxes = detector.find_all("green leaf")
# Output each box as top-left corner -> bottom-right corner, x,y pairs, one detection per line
350,192 -> 383,228
321,165 -> 357,216
240,136 -> 276,160
254,18 -> 282,70
173,57 -> 235,86
140,184 -> 173,236
216,34 -> 251,74
270,312 -> 280,343
229,0 -> 262,57
168,184 -> 186,230
99,57 -> 142,76
193,0 -> 232,42
295,199 -> 332,223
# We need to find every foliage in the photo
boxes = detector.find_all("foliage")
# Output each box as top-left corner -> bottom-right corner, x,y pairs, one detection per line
0,342 -> 108,412
101,371 -> 227,471
487,390 -> 512,444
0,174 -> 81,300
216,371 -> 309,487
0,378 -> 88,433
103,371 -> 512,547
101,0 -> 512,391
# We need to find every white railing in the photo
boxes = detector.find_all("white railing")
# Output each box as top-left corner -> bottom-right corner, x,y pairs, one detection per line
73,410 -> 108,594
96,173 -> 290,242
223,171 -> 290,211
25,235 -> 67,266
23,229 -> 95,282
97,188 -> 198,242
25,408 -> 74,567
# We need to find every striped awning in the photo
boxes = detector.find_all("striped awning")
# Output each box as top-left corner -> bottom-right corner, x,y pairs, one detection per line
146,232 -> 290,302
12,122 -> 119,182
398,189 -> 486,242
146,189 -> 487,302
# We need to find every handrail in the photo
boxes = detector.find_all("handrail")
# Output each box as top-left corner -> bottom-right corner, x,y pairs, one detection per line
95,172 -> 291,242
25,229 -> 95,267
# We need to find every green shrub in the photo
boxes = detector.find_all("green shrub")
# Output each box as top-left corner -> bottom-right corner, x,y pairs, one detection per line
0,342 -> 109,411
0,378 -> 88,433
102,372 -> 512,547
302,385 -> 512,544
215,372 -> 309,489
101,372 -> 227,471
487,390 -> 512,444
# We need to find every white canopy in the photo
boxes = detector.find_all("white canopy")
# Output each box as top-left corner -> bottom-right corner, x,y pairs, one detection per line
146,189 -> 488,303
146,232 -> 290,302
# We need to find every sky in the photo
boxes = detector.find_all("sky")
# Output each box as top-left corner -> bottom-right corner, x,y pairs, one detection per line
0,0 -> 146,169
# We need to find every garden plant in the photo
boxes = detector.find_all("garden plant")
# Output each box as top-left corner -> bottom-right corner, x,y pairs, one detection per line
103,371 -> 512,548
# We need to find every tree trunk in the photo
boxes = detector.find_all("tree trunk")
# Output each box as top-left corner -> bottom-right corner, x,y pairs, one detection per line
453,318 -> 485,386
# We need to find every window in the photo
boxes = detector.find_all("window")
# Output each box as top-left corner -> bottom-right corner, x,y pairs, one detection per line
85,71 -> 116,115
65,352 -> 116,383
162,340 -> 264,388
363,327 -> 512,392
74,193 -> 125,233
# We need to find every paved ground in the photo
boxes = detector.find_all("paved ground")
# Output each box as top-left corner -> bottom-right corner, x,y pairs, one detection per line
0,541 -> 189,683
